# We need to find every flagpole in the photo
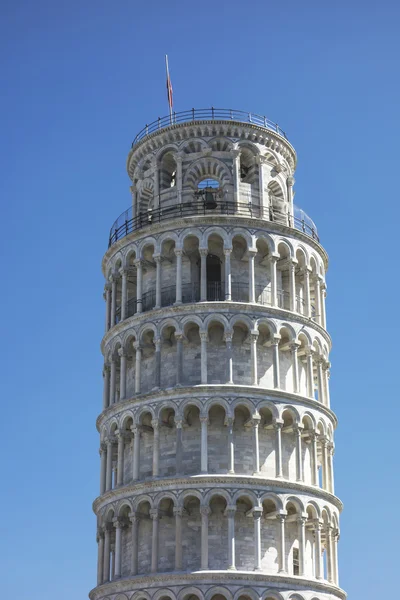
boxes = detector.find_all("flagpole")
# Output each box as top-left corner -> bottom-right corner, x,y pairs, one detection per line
165,54 -> 173,124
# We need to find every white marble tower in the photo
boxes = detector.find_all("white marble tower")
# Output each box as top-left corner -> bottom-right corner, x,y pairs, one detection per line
91,109 -> 344,600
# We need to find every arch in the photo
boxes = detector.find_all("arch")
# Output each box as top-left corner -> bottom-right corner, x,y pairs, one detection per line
131,591 -> 152,600
277,322 -> 296,341
138,236 -> 157,257
117,500 -> 133,517
184,157 -> 232,189
202,226 -> 231,248
232,489 -> 258,507
159,318 -> 181,337
280,404 -> 301,424
204,488 -> 232,506
181,315 -> 204,332
254,317 -> 278,335
120,412 -> 135,431
136,405 -> 156,423
205,587 -> 233,600
158,231 -> 180,253
132,494 -> 154,511
284,495 -> 305,514
181,489 -> 203,504
154,491 -> 177,508
230,227 -> 255,249
206,397 -> 231,417
156,400 -> 178,421
232,397 -> 256,415
257,400 -> 279,420
230,313 -> 254,331
261,592 -> 284,600
305,500 -> 321,520
233,590 -> 259,600
180,228 -> 203,247
138,322 -> 158,343
180,138 -> 208,154
153,590 -> 177,600
259,492 -> 284,512
203,313 -> 230,333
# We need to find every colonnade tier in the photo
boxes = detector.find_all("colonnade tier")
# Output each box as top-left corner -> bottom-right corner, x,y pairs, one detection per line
97,391 -> 335,495
101,311 -> 330,408
103,225 -> 327,331
95,487 -> 339,586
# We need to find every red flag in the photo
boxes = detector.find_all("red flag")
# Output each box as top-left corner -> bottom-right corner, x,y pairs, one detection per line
165,55 -> 173,113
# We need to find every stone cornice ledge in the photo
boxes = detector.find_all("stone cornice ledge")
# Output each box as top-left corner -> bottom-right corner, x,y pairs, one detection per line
89,571 -> 346,600
96,385 -> 338,431
102,213 -> 327,270
92,474 -> 343,514
101,301 -> 331,351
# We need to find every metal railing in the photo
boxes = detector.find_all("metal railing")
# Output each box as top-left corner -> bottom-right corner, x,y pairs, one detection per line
108,201 -> 319,248
117,284 -> 310,319
132,108 -> 288,147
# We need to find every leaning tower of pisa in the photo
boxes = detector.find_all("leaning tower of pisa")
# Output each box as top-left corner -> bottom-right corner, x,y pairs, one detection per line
91,109 -> 344,600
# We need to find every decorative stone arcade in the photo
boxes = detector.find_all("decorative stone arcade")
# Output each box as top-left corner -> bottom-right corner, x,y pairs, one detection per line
90,109 -> 345,600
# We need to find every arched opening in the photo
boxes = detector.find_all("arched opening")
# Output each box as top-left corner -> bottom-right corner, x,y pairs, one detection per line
232,322 -> 251,385
141,244 -> 156,312
182,235 -> 201,303
160,239 -> 177,308
278,327 -> 293,391
257,323 -> 273,388
233,405 -> 252,474
139,411 -> 154,479
182,495 -> 201,570
140,330 -> 156,393
239,147 -> 259,204
285,501 -> 300,576
182,321 -> 201,385
158,497 -> 175,571
255,238 -> 271,305
137,500 -> 151,574
235,496 -> 254,570
281,409 -> 297,480
231,235 -> 248,302
268,181 -> 287,225
159,406 -> 176,477
160,325 -> 177,389
259,407 -> 275,477
206,254 -> 222,299
207,322 -> 226,383
126,251 -> 138,317
261,498 -> 279,573
160,152 -> 177,190
182,404 -> 201,474
208,495 -> 228,569
208,404 -> 228,473
277,243 -> 291,310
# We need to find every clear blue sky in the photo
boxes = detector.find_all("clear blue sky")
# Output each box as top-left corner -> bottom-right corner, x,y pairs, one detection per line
1,1 -> 398,598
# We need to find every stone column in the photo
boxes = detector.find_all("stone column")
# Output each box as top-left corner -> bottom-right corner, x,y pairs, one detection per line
110,544 -> 115,580
150,509 -> 159,573
109,359 -> 117,405
321,437 -> 329,491
132,426 -> 140,481
231,149 -> 240,205
258,156 -> 267,215
174,507 -> 184,570
290,342 -> 300,393
328,443 -> 335,494
97,529 -> 104,585
105,284 -> 111,331
303,267 -> 311,317
103,524 -> 111,582
176,153 -> 183,203
333,529 -> 340,585
134,343 -> 141,394
248,250 -> 256,303
252,416 -> 261,474
253,507 -> 263,571
288,260 -> 297,311
130,513 -> 139,575
154,337 -> 161,389
111,275 -> 117,326
120,268 -> 128,321
226,417 -> 234,473
326,525 -> 334,583
316,357 -> 325,405
113,519 -> 123,578
323,362 -> 331,408
277,514 -> 287,573
272,337 -> 280,388
175,333 -> 183,385
200,416 -> 208,473
174,249 -> 183,304
116,432 -> 125,487
200,506 -> 210,569
321,283 -> 327,328
250,330 -> 258,385
294,425 -> 304,482
274,421 -> 283,478
152,419 -> 160,477
314,519 -> 323,579
200,249 -> 207,301
314,276 -> 321,325
118,349 -> 127,400
226,505 -> 236,570
200,332 -> 208,384
306,348 -> 314,398
175,419 -> 183,475
102,364 -> 110,410
225,333 -> 233,384
310,431 -> 319,486
106,439 -> 113,491
298,516 -> 307,576
269,256 -> 278,307
224,248 -> 232,300
154,255 -> 162,309
100,443 -> 107,494
135,260 -> 143,314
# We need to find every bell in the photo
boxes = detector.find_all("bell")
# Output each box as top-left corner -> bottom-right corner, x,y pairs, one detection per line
204,187 -> 217,209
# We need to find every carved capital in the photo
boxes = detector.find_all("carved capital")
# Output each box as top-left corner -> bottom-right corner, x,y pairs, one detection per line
200,506 -> 211,517
150,509 -> 159,520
